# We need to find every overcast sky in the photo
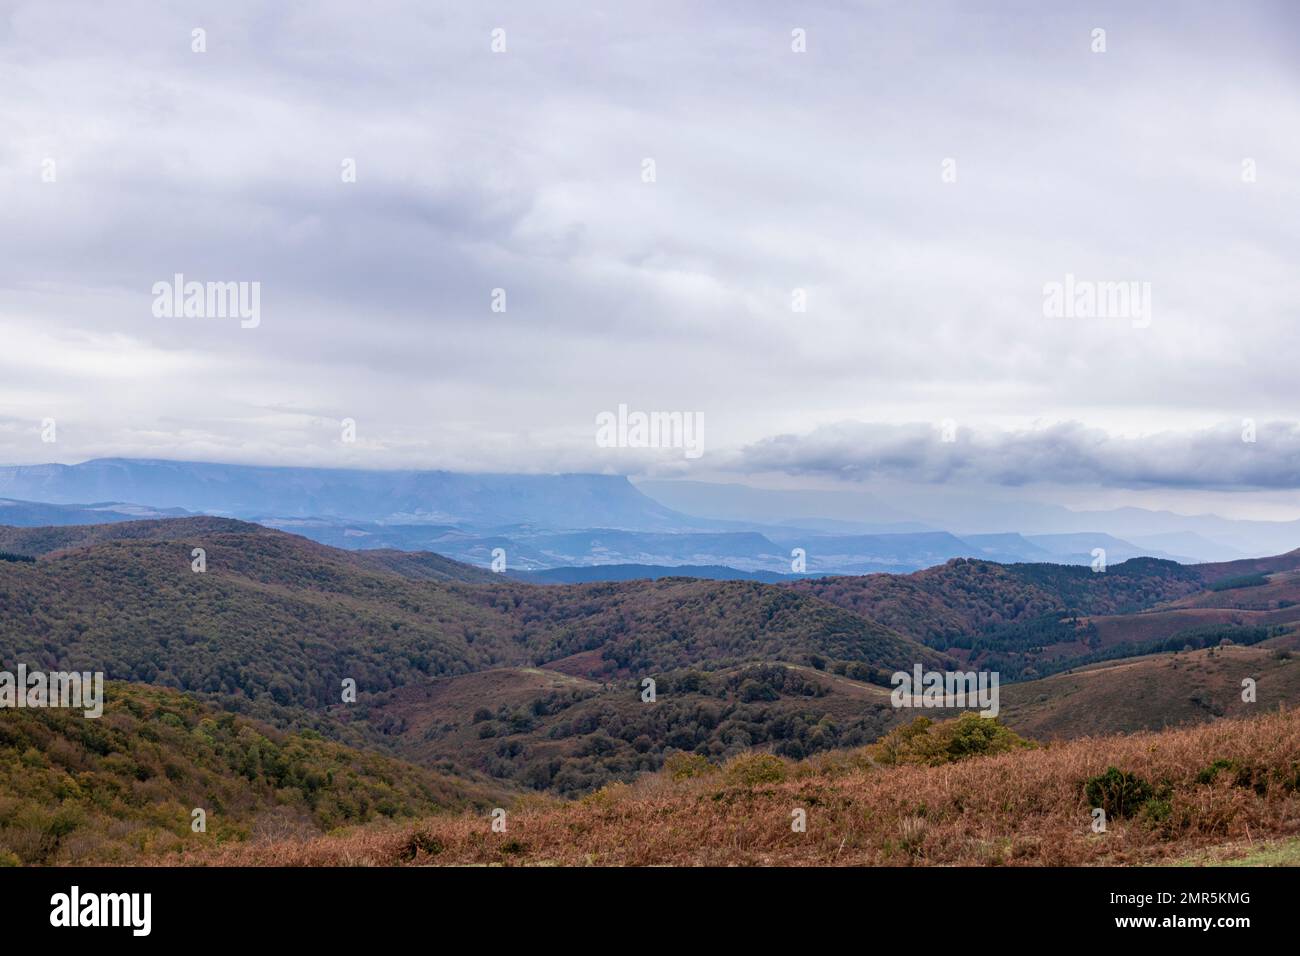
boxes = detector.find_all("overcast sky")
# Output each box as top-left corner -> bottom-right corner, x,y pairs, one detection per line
2,1 -> 1298,517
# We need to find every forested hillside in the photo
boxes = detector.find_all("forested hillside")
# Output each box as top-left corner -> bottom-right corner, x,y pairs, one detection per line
0,683 -> 505,865
2,517 -> 1297,806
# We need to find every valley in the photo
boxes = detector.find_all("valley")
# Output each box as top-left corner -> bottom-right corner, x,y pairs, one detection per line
2,514 -> 1298,864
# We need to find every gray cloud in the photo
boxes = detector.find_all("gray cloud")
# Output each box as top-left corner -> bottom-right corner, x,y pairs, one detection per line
736,420 -> 1300,490
0,0 -> 1297,492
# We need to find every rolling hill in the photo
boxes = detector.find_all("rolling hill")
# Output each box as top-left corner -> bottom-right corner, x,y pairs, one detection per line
0,516 -> 945,789
998,642 -> 1300,739
3,515 -> 1299,806
789,555 -> 1203,641
788,553 -> 1300,677
0,682 -> 507,866
349,661 -> 908,794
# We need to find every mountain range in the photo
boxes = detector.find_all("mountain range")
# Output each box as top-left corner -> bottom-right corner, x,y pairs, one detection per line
2,502 -> 1299,864
1,459 -> 1295,578
0,458 -> 690,528
0,498 -> 1186,575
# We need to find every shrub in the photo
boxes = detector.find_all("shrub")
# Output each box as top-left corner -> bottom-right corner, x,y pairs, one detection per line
1140,798 -> 1173,825
398,830 -> 443,861
941,714 -> 1033,761
47,806 -> 83,840
1084,767 -> 1154,818
1197,759 -> 1269,795
723,753 -> 787,787
871,715 -> 1034,767
1196,759 -> 1236,785
580,783 -> 631,807
663,752 -> 717,780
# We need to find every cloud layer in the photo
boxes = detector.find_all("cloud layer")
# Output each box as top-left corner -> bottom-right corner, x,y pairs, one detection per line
1,0 -> 1297,496
736,420 -> 1300,490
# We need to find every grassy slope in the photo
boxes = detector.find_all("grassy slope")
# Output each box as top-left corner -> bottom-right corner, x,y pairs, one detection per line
1172,837 -> 1300,866
998,644 -> 1300,739
184,707 -> 1300,867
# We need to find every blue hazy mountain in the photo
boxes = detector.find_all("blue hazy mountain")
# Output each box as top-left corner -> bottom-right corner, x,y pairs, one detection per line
0,498 -> 191,526
639,480 -> 1297,561
248,523 -> 1168,574
0,458 -> 697,530
1023,532 -> 1190,564
769,531 -> 975,568
959,533 -> 1057,562
0,458 -> 1288,576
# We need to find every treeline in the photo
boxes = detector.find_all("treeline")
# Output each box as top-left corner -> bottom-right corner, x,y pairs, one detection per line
1209,573 -> 1270,592
946,610 -> 1097,655
1045,623 -> 1284,675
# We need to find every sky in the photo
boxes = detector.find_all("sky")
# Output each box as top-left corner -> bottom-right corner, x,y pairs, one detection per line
2,0 -> 1299,519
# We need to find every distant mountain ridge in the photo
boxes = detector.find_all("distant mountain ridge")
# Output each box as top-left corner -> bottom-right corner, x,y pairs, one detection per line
0,499 -> 1183,575
0,497 -> 189,526
0,494 -> 1201,577
0,458 -> 694,530
1,458 -> 1294,576
639,479 -> 1300,559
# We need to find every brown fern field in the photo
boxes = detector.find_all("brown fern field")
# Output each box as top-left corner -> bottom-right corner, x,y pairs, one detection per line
180,707 -> 1300,867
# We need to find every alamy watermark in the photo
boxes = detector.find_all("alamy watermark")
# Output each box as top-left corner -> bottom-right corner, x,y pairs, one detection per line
50,886 -> 150,936
1042,274 -> 1150,329
595,403 -> 704,460
890,665 -> 999,718
152,273 -> 260,328
0,665 -> 104,718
